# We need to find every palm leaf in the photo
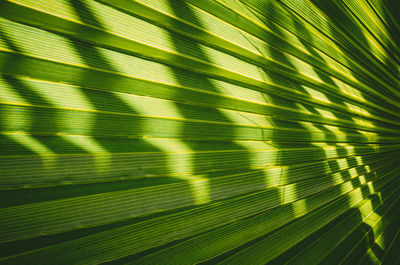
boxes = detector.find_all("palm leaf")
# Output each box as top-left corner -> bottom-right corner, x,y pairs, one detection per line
1,0 -> 400,264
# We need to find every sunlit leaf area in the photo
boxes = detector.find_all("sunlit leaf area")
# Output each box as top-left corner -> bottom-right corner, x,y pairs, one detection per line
1,0 -> 400,264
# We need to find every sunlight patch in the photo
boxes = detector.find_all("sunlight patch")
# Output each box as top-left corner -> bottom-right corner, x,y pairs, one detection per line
61,135 -> 111,174
7,133 -> 55,170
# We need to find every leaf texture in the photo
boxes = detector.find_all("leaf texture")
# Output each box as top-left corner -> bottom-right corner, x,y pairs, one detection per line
1,0 -> 400,264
